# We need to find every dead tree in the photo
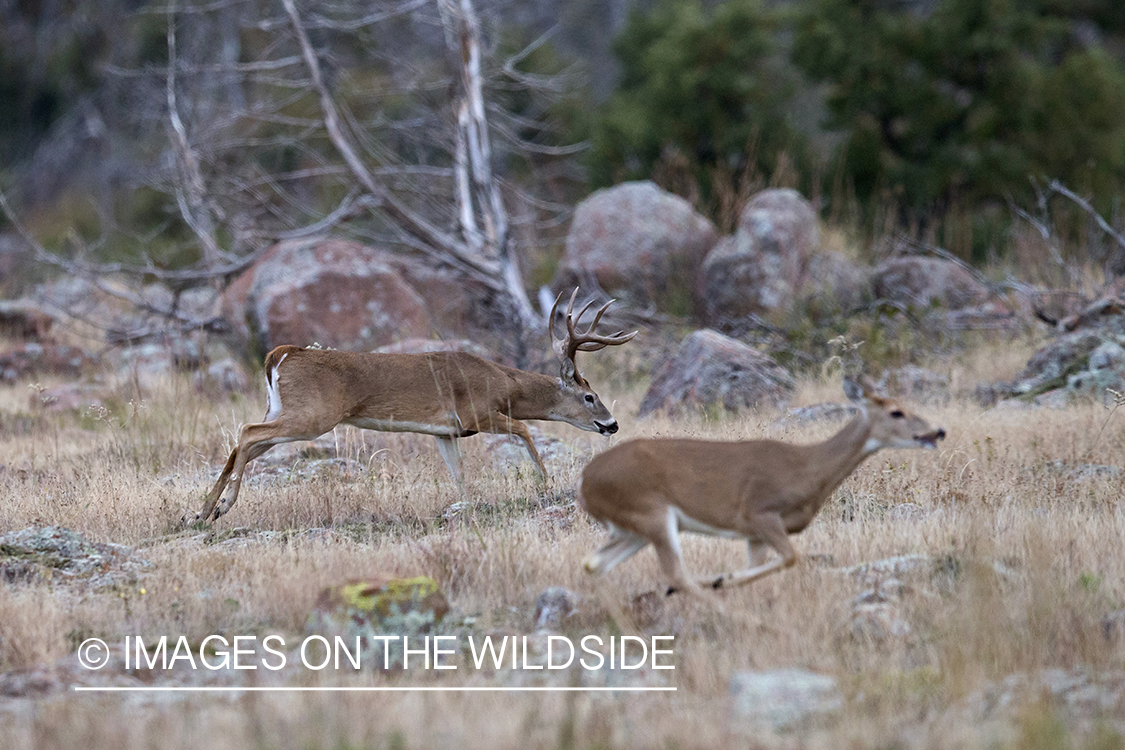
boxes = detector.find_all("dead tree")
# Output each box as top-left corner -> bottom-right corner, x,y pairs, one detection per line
7,0 -> 583,359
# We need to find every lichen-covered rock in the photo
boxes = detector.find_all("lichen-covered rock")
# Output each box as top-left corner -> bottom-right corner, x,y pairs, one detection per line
1067,340 -> 1125,400
738,188 -> 819,258
0,526 -> 147,587
554,181 -> 718,311
307,577 -> 450,669
220,237 -> 518,362
800,251 -> 872,318
221,237 -> 432,354
484,425 -> 581,476
1010,330 -> 1109,397
698,234 -> 792,320
638,329 -> 794,417
0,343 -> 94,383
729,668 -> 843,730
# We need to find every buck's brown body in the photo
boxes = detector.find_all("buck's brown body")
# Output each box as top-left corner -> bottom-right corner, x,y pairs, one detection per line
262,345 -> 580,439
189,289 -> 636,525
579,379 -> 946,596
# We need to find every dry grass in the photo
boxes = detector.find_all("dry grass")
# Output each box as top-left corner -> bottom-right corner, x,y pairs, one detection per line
1,341 -> 1125,750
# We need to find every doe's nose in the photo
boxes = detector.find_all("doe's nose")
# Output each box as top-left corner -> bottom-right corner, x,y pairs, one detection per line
598,420 -> 619,435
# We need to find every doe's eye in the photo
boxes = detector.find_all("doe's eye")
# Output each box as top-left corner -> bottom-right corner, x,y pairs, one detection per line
890,410 -> 905,419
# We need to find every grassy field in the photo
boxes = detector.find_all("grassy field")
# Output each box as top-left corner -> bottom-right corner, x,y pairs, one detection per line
2,333 -> 1125,750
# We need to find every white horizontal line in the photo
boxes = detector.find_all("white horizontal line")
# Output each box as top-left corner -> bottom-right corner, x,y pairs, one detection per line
72,686 -> 675,693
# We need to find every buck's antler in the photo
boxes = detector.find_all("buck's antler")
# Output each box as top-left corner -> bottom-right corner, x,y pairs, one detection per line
549,288 -> 637,383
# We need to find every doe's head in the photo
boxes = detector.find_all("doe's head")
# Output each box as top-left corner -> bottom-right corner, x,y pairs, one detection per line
844,375 -> 946,451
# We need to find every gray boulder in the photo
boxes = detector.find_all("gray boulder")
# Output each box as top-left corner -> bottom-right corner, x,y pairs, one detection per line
638,329 -> 794,417
1008,330 -> 1113,399
872,256 -> 989,310
554,181 -> 718,311
533,587 -> 582,631
699,188 -> 822,321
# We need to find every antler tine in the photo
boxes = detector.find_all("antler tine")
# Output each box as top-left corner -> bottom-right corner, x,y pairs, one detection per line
548,289 -> 566,357
574,329 -> 638,351
567,296 -> 599,340
551,289 -> 638,374
569,297 -> 639,349
579,298 -> 615,336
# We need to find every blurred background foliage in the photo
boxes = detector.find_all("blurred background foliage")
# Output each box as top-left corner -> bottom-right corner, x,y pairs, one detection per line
3,0 -> 1125,268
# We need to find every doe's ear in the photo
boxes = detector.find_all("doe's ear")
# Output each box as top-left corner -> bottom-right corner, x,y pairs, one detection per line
842,374 -> 881,403
842,376 -> 865,403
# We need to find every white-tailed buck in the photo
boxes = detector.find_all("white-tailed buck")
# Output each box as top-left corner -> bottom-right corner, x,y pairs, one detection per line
190,289 -> 636,524
579,377 -> 945,596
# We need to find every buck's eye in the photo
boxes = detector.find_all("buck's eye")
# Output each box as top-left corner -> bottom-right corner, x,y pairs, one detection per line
890,410 -> 905,419
584,394 -> 595,404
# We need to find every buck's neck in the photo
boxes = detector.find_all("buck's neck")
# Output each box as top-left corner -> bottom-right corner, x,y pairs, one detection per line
506,371 -> 568,419
802,410 -> 878,501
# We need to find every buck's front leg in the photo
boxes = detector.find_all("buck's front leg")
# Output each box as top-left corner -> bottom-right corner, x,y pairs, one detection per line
433,435 -> 465,491
486,414 -> 549,482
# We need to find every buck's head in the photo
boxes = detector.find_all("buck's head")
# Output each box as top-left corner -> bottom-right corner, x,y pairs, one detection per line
548,289 -> 637,436
844,376 -> 946,452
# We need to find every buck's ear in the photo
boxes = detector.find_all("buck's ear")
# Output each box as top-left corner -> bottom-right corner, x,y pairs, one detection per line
559,357 -> 577,383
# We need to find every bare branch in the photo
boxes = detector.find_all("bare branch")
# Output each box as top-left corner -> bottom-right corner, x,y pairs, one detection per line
166,4 -> 230,268
1048,179 -> 1125,278
281,0 -> 501,282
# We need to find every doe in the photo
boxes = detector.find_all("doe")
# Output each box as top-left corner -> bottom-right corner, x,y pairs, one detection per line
578,377 -> 945,596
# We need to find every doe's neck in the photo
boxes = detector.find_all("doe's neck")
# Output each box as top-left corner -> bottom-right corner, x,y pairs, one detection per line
807,409 -> 879,497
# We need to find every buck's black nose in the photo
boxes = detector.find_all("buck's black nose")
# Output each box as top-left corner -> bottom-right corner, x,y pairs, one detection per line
596,420 -> 618,435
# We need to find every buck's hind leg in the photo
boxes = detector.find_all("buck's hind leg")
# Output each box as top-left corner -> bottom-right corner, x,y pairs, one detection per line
214,432 -> 283,519
188,447 -> 239,526
211,413 -> 338,521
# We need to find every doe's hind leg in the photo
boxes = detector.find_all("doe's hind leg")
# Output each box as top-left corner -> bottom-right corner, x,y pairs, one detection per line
583,522 -> 649,576
707,515 -> 797,590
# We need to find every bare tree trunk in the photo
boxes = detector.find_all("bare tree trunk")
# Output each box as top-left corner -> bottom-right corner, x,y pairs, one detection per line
445,0 -> 539,349
283,0 -> 541,362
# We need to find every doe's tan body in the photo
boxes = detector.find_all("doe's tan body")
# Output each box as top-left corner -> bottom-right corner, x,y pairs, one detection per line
579,379 -> 946,596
